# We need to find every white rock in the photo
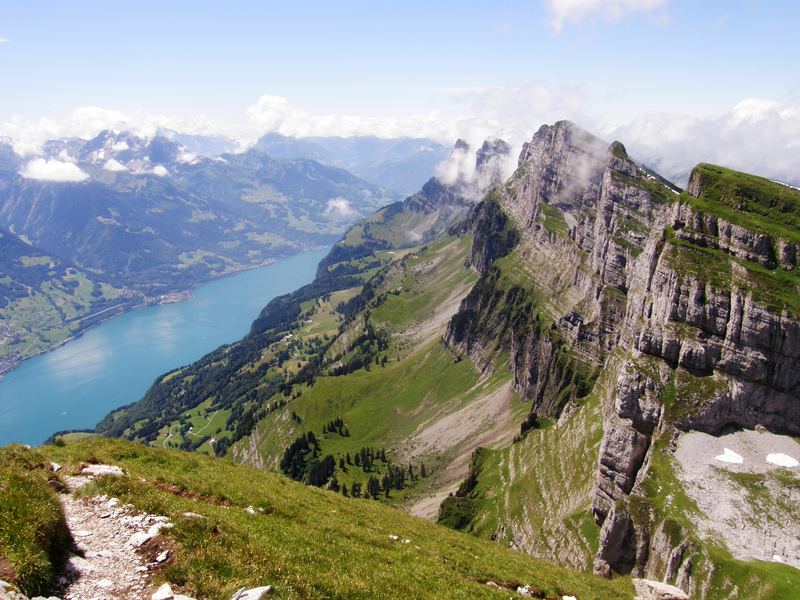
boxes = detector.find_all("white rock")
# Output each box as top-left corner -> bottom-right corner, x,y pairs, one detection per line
49,462 -> 61,472
245,505 -> 257,515
156,550 -> 170,563
82,464 -> 125,477
516,586 -> 534,597
107,498 -> 120,508
388,534 -> 399,541
231,586 -> 273,600
633,578 -> 689,600
129,531 -> 153,547
563,596 -> 577,600
181,512 -> 204,519
97,578 -> 114,589
74,529 -> 92,537
152,583 -> 174,600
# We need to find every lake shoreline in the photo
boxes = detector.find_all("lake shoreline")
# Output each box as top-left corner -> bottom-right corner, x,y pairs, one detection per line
0,248 -> 329,446
0,252 -> 317,381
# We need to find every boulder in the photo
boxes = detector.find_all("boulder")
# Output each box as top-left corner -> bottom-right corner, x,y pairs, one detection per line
231,586 -> 273,599
152,583 -> 174,600
633,578 -> 689,600
82,464 -> 124,477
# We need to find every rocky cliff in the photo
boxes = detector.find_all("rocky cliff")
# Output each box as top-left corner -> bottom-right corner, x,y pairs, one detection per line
443,121 -> 800,597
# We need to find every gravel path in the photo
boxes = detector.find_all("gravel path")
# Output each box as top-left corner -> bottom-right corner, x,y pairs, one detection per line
58,475 -> 173,600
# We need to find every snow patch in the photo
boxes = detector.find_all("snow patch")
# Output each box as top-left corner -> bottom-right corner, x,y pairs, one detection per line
767,453 -> 799,468
151,165 -> 169,177
714,448 -> 744,464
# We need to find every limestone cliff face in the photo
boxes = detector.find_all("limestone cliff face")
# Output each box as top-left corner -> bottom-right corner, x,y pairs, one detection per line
446,121 -> 671,416
444,121 -> 800,595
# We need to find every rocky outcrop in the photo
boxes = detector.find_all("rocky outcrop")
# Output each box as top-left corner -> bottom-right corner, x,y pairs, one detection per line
447,121 -> 672,416
446,121 -> 800,596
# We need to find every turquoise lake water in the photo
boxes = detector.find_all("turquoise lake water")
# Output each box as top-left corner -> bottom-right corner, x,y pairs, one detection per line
0,249 -> 327,445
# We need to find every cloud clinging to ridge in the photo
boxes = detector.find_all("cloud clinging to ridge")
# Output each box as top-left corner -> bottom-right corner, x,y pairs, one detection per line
20,158 -> 89,182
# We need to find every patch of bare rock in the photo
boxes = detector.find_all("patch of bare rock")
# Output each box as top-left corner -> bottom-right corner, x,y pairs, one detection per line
633,578 -> 689,600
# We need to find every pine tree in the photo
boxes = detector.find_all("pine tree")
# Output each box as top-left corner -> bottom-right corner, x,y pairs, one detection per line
355,453 -> 361,467
341,483 -> 349,497
339,457 -> 346,470
346,452 -> 352,465
420,462 -> 427,477
367,476 -> 381,499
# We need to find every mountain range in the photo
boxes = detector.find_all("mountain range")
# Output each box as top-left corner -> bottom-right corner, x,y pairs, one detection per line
88,120 -> 800,599
3,119 -> 800,599
0,130 -> 452,372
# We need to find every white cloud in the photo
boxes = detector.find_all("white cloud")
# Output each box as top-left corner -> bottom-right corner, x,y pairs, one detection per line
177,149 -> 198,164
20,158 -> 89,182
151,165 -> 169,177
246,83 -> 587,152
103,158 -> 128,172
0,38 -> 9,43
545,0 -> 669,31
324,197 -> 358,220
436,142 -> 474,186
605,97 -> 800,186
111,140 -> 129,152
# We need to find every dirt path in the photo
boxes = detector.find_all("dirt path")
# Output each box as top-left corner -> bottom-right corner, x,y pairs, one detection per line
58,474 -> 174,600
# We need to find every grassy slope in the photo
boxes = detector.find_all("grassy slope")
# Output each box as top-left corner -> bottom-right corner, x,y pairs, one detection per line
0,446 -> 72,596
234,235 -> 529,505
458,394 -> 605,572
668,163 -> 800,315
685,163 -> 800,243
32,437 -> 632,600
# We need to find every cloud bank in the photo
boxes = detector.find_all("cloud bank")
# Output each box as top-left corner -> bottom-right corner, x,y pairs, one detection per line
606,98 -> 800,186
20,159 -> 89,182
545,0 -> 669,31
3,86 -> 800,188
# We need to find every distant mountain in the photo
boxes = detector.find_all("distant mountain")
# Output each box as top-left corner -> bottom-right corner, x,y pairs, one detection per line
0,130 -> 396,294
159,129 -> 240,157
253,133 -> 450,195
96,121 -> 800,600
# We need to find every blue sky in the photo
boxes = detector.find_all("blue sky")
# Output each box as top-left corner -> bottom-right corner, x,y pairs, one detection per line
1,1 -> 799,182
